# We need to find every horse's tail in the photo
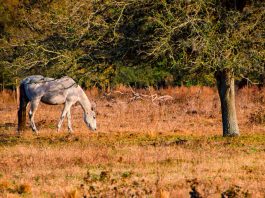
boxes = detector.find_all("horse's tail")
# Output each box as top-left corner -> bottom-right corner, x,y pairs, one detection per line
18,83 -> 29,132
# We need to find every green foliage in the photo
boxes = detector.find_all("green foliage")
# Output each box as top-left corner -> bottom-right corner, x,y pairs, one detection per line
0,0 -> 264,89
114,66 -> 172,88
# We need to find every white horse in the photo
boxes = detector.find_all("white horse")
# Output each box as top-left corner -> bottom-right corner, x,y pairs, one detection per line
18,75 -> 97,133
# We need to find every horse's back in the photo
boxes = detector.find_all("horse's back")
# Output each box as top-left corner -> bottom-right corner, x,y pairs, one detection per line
21,75 -> 44,84
46,76 -> 76,92
56,76 -> 76,86
41,76 -> 78,104
21,75 -> 76,101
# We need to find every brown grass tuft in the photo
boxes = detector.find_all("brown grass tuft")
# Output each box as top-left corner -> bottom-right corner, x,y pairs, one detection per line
159,189 -> 170,198
63,189 -> 80,198
15,183 -> 32,194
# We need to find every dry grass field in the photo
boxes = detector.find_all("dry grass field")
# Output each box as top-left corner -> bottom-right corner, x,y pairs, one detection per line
0,86 -> 265,197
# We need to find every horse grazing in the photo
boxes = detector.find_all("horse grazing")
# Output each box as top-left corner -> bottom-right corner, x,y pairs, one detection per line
17,75 -> 97,133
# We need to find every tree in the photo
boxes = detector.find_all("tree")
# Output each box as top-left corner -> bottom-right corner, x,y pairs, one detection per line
204,0 -> 264,136
88,0 -> 264,136
0,0 -> 116,89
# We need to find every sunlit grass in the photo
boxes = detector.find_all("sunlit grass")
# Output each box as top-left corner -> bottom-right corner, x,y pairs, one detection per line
0,87 -> 265,197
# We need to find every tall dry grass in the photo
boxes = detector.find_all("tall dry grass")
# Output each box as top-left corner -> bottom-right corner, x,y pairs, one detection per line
0,86 -> 265,197
1,86 -> 265,135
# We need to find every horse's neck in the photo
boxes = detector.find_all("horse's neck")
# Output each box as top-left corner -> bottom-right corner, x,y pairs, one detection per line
78,88 -> 91,112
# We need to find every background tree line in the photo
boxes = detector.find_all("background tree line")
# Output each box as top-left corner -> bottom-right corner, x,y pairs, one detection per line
0,0 -> 264,90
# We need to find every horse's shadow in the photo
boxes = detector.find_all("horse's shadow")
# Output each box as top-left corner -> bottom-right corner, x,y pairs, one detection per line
0,132 -> 21,146
0,122 -> 16,130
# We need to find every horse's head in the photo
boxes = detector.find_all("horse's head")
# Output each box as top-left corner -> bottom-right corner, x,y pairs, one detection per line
84,102 -> 97,131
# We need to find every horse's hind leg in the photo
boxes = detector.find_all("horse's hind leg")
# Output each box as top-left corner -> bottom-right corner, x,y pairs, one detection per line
29,99 -> 40,133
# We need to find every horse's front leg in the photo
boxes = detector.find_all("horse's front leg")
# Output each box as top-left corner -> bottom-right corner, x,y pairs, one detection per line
29,99 -> 40,134
57,102 -> 72,132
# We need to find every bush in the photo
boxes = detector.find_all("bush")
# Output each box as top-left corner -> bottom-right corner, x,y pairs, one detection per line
114,66 -> 173,88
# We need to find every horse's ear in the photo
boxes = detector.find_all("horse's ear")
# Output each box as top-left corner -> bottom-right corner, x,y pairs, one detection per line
91,101 -> 96,111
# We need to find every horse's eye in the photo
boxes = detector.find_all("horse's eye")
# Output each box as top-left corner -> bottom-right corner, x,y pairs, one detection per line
93,116 -> 96,119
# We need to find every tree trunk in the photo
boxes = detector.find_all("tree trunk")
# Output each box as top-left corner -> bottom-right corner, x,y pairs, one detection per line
258,72 -> 265,88
215,69 -> 240,137
17,84 -> 28,132
16,79 -> 19,107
